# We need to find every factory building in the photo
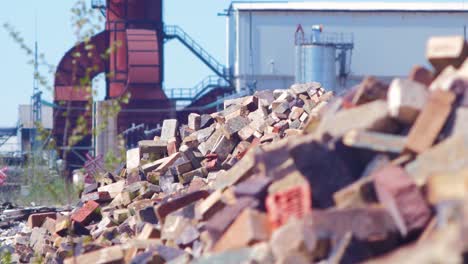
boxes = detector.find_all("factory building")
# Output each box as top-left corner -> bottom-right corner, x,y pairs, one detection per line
226,1 -> 468,93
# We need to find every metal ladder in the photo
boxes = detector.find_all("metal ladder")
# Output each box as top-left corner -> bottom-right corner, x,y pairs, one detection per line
164,25 -> 231,83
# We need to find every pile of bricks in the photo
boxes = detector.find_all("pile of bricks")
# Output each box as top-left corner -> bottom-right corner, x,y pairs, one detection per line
5,36 -> 468,263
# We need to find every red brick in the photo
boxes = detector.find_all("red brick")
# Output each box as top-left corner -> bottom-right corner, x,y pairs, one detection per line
373,164 -> 432,236
213,209 -> 271,252
71,200 -> 101,225
155,190 -> 210,223
405,90 -> 455,154
167,137 -> 178,156
28,212 -> 57,229
81,191 -> 112,203
408,65 -> 434,87
266,184 -> 312,230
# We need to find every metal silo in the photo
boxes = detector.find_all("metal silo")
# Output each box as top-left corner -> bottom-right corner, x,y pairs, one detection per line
294,25 -> 354,92
297,44 -> 337,90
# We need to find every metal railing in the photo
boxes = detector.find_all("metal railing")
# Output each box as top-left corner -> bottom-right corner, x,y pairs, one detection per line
164,25 -> 230,81
299,32 -> 355,49
168,75 -> 231,101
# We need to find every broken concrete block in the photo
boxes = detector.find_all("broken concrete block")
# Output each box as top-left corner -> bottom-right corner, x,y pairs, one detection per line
405,90 -> 456,154
373,164 -> 432,236
127,148 -> 140,172
427,35 -> 468,73
387,78 -> 429,124
161,119 -> 179,141
343,130 -> 406,154
188,113 -> 201,131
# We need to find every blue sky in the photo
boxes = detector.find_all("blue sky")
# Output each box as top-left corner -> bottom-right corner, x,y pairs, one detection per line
0,0 -> 238,127
0,0 -> 462,127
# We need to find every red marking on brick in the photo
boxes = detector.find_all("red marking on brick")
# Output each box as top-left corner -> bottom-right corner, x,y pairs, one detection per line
266,184 -> 312,230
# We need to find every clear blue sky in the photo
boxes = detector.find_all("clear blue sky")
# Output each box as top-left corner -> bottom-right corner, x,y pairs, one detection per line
0,0 -> 460,127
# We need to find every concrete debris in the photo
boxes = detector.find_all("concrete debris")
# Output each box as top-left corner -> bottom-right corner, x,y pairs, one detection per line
2,36 -> 468,264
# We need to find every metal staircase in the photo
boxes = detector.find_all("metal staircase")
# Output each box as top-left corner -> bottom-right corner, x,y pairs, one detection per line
164,25 -> 231,83
91,0 -> 106,16
168,75 -> 232,101
0,127 -> 18,150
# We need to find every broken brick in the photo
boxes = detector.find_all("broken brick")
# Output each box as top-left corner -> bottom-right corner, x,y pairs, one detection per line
71,200 -> 101,226
373,164 -> 432,236
28,212 -> 57,229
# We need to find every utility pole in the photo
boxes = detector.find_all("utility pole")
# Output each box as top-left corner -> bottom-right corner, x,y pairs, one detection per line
31,21 -> 42,152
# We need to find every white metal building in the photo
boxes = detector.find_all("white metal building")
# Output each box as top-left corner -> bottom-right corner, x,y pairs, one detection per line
225,1 -> 468,92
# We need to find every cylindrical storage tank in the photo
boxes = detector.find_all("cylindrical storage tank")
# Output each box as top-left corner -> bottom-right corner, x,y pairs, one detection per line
294,45 -> 303,86
295,44 -> 337,91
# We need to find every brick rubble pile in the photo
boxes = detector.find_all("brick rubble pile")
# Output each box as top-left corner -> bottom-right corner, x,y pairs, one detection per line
1,36 -> 468,264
